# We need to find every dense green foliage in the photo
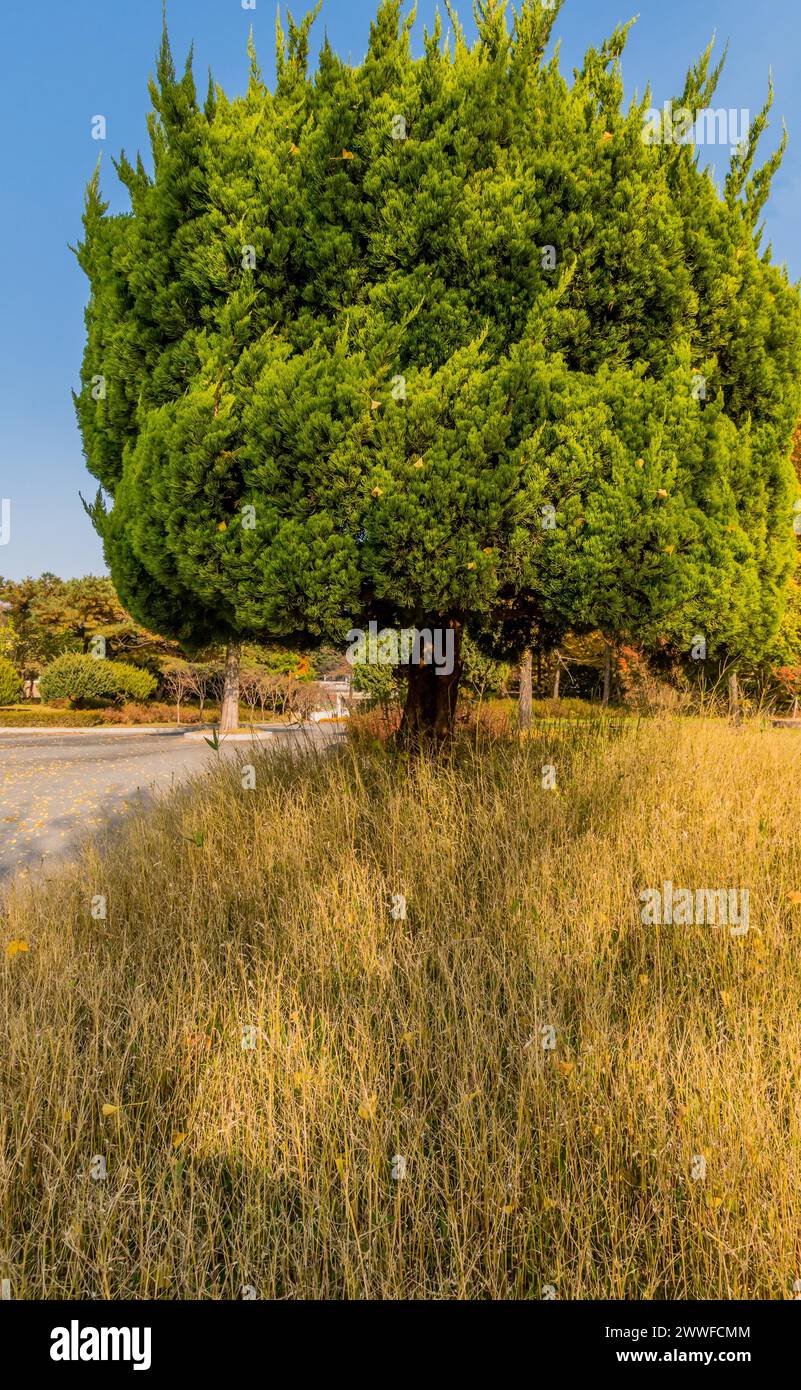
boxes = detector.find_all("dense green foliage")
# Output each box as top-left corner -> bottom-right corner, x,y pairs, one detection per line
75,1 -> 801,703
39,652 -> 157,705
461,631 -> 511,698
105,661 -> 159,701
39,653 -> 115,704
0,656 -> 22,706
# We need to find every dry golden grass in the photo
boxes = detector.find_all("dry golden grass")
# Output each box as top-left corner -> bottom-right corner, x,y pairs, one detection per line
2,715 -> 801,1299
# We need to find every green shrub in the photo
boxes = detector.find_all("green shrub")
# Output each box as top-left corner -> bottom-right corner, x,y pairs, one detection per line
0,657 -> 22,706
107,662 -> 158,702
39,654 -> 112,704
39,653 -> 157,705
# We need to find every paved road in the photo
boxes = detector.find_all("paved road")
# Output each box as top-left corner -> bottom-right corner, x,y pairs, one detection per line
0,724 -> 341,879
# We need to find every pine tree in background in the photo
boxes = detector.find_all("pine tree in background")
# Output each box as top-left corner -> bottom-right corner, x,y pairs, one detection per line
75,0 -> 801,743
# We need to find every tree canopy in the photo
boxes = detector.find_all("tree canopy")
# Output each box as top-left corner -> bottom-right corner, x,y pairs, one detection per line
75,0 -> 801,740
0,573 -> 175,674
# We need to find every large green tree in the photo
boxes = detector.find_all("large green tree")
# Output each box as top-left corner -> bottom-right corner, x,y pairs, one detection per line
75,1 -> 801,741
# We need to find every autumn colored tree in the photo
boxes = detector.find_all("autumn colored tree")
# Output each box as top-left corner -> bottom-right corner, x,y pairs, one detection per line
0,574 -> 179,679
75,2 -> 801,744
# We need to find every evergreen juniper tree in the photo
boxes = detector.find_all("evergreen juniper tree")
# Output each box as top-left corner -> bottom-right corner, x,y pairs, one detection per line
75,1 -> 801,741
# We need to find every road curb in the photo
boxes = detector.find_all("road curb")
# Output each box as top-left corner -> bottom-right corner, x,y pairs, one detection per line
0,724 -> 289,737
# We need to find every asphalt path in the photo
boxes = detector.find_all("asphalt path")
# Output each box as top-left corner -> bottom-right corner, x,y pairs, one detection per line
0,724 -> 341,879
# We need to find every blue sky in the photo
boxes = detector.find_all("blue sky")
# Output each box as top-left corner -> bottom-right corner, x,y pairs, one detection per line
1,0 -> 799,581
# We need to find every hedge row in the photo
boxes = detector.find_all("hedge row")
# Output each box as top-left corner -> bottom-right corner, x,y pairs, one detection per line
0,708 -> 104,727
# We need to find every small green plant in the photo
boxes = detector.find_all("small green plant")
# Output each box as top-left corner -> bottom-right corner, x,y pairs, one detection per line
0,656 -> 23,706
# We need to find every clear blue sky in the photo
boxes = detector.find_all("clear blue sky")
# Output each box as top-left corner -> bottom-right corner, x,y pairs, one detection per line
1,0 -> 799,581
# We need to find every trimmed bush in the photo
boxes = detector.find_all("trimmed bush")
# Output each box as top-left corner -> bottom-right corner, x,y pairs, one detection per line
39,653 -> 157,706
107,662 -> 158,702
39,654 -> 110,703
0,657 -> 23,706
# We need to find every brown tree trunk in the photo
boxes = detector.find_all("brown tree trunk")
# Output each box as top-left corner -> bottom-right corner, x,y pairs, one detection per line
552,654 -> 561,701
729,672 -> 741,725
220,641 -> 241,734
398,620 -> 463,751
602,640 -> 612,706
519,646 -> 533,731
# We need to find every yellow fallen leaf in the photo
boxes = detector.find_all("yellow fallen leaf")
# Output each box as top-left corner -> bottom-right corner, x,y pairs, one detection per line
414,457 -> 424,468
656,488 -> 668,498
664,544 -> 675,555
720,989 -> 732,1007
556,1060 -> 575,1077
502,1203 -> 515,1216
5,940 -> 29,958
371,486 -> 383,498
341,148 -> 354,159
101,1104 -> 119,1117
602,130 -> 613,142
787,891 -> 801,904
370,399 -> 381,411
289,142 -> 300,155
217,521 -> 227,531
172,1131 -> 188,1149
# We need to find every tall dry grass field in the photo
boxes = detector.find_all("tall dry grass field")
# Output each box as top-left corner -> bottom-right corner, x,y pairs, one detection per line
2,716 -> 801,1298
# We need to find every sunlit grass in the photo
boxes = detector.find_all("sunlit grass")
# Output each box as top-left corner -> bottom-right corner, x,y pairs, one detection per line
2,715 -> 801,1298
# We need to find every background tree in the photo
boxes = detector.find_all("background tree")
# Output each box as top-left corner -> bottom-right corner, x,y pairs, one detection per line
188,661 -> 222,721
239,667 -> 264,724
0,616 -> 17,662
0,573 -> 180,680
461,632 -> 511,702
29,576 -> 127,652
0,574 -> 73,677
75,2 -> 801,745
160,663 -> 198,724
